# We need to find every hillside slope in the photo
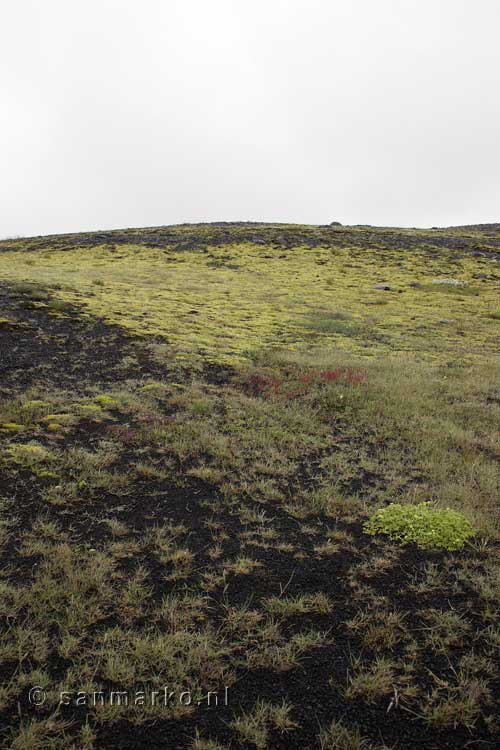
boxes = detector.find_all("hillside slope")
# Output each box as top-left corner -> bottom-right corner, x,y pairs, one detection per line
0,223 -> 499,750
1,222 -> 499,366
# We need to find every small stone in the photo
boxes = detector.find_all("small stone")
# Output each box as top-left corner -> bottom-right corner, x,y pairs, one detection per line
408,281 -> 422,288
373,284 -> 391,291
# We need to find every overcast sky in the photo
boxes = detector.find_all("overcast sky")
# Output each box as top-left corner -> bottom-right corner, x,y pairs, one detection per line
1,0 -> 499,238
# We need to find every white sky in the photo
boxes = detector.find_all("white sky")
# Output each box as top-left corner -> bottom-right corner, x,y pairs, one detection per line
1,0 -> 499,237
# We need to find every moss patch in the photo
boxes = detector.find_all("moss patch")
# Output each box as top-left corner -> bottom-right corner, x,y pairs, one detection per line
364,502 -> 476,551
1,230 -> 498,365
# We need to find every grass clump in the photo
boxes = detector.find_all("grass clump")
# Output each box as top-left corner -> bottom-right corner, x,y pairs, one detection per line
47,298 -> 72,313
11,282 -> 50,301
94,394 -> 120,409
303,310 -> 360,336
7,442 -> 53,467
319,720 -> 370,750
364,502 -> 475,551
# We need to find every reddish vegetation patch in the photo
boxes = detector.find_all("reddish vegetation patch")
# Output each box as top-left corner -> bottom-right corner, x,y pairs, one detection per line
244,367 -> 366,400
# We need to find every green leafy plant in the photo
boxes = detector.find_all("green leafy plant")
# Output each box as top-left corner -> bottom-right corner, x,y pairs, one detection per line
363,502 -> 475,551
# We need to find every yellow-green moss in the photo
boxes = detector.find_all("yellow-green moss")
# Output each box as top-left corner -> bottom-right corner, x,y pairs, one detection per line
21,400 -> 51,413
1,240 -> 498,365
94,395 -> 120,409
75,403 -> 108,421
35,469 -> 60,482
41,413 -> 77,427
7,442 -> 53,467
0,423 -> 25,434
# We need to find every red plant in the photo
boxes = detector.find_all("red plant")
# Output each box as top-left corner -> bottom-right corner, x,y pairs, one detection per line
320,368 -> 366,385
320,368 -> 344,383
345,370 -> 366,385
299,372 -> 317,385
246,373 -> 283,397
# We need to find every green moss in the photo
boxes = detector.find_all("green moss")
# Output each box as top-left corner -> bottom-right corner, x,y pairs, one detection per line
363,502 -> 475,551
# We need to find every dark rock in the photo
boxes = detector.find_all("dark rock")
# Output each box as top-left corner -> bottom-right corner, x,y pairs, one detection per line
408,281 -> 422,288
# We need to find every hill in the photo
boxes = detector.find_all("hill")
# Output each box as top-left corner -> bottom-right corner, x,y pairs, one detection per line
0,223 -> 499,749
1,222 -> 499,366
